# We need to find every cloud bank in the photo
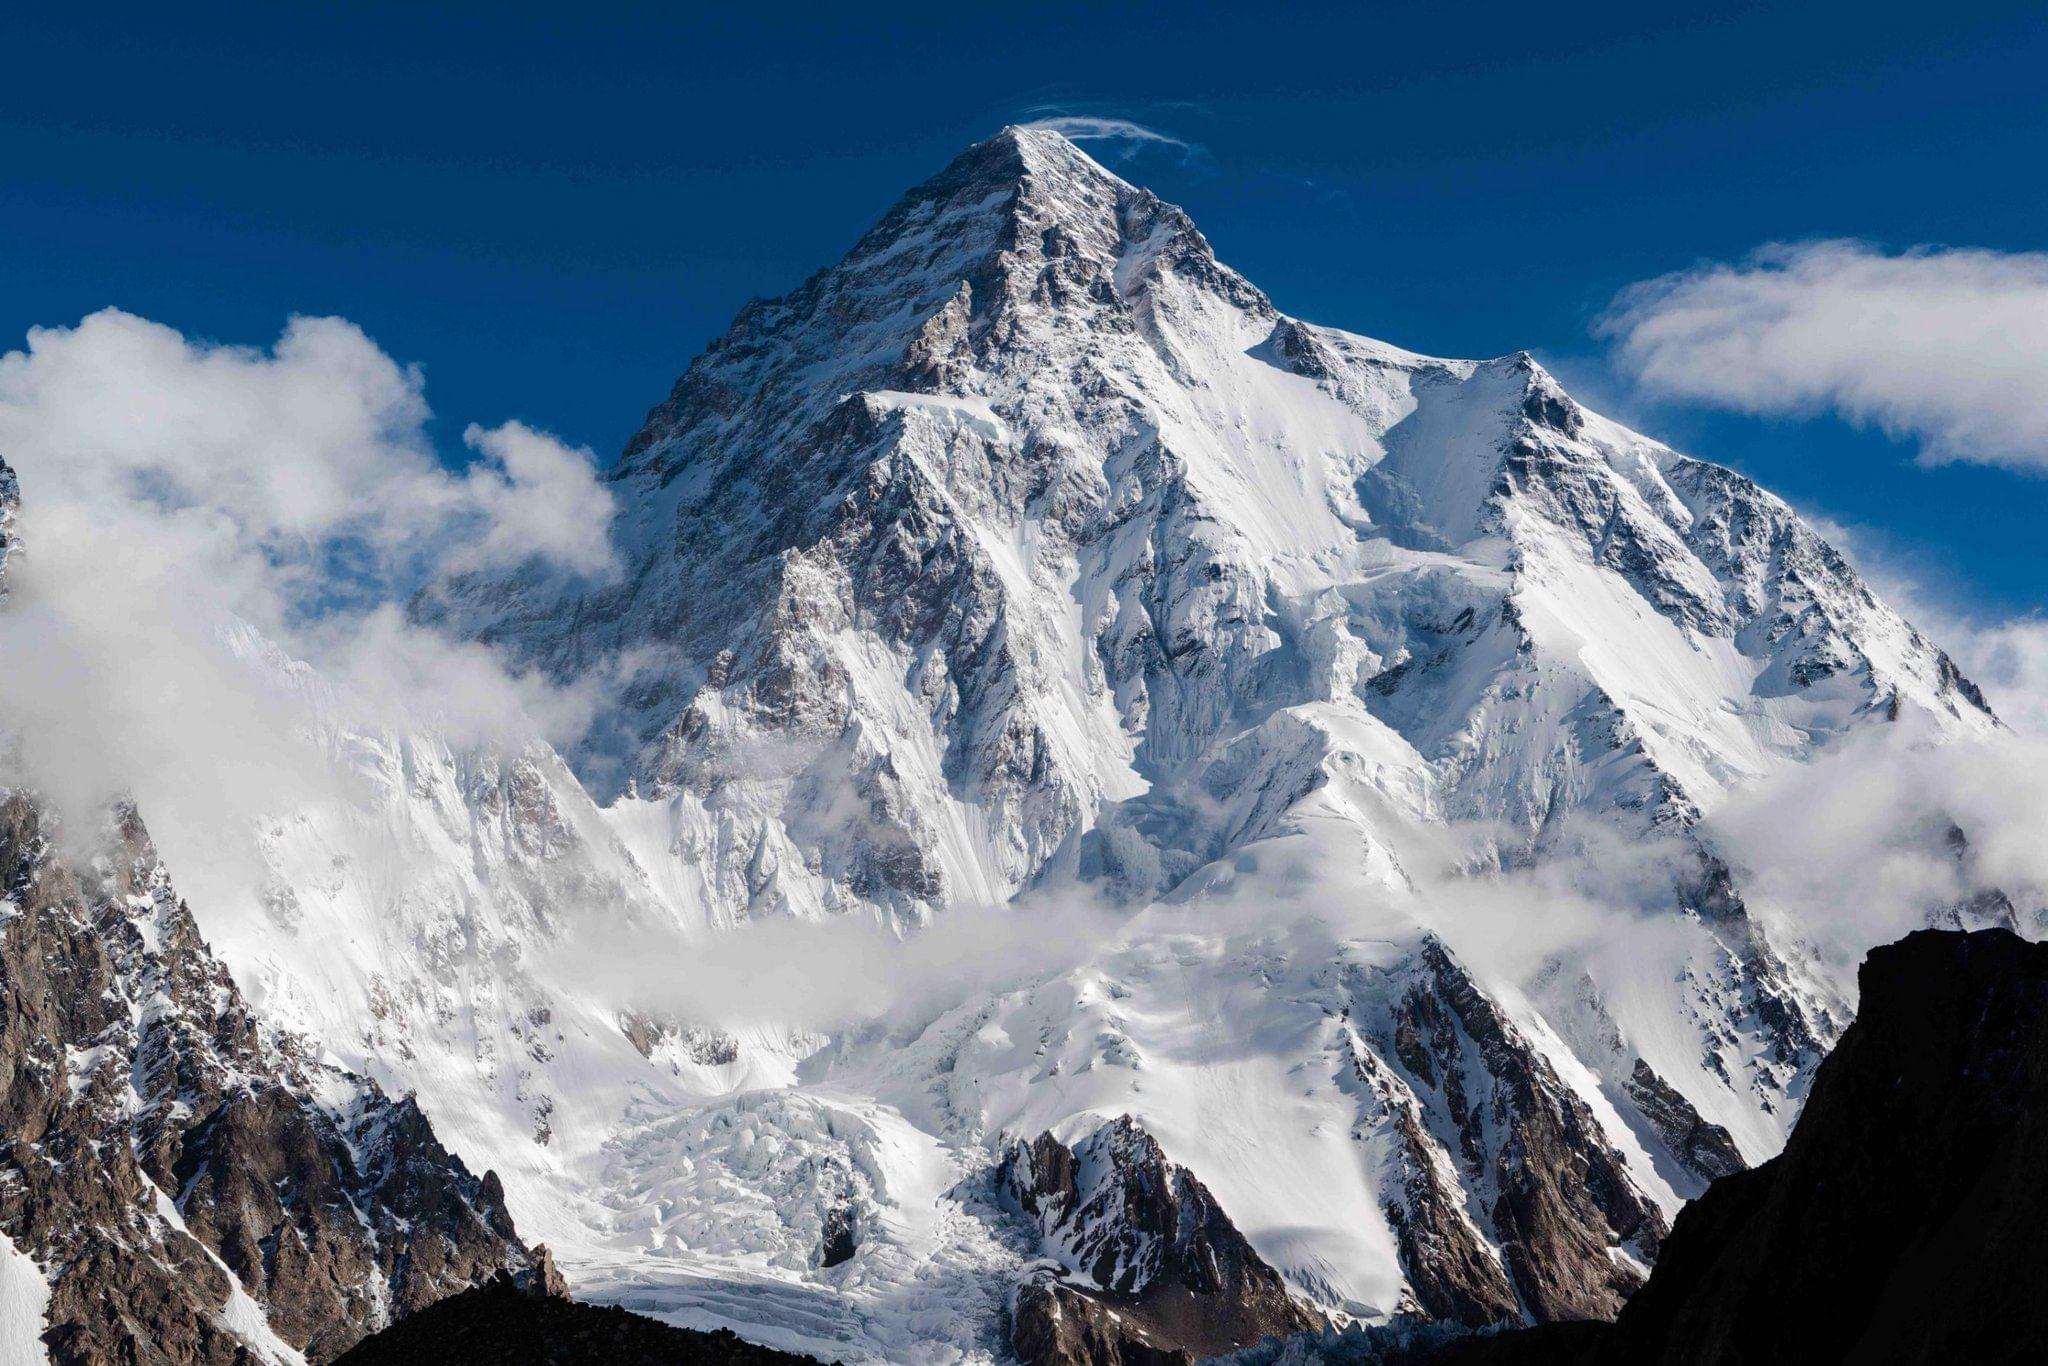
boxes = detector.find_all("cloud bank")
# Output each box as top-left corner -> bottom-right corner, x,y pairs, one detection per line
1603,240 -> 2048,471
0,308 -> 617,840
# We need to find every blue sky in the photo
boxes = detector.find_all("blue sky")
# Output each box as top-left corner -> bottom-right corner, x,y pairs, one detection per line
5,1 -> 2046,618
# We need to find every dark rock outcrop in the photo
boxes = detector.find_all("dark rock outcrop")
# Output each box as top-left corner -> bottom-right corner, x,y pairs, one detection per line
818,1204 -> 859,1268
1622,1058 -> 1745,1185
1596,928 -> 2048,1364
1232,929 -> 2048,1365
1378,940 -> 1665,1322
332,1273 -> 823,1365
0,792 -> 537,1362
1215,1319 -> 1607,1366
1344,1040 -> 1521,1328
1011,1273 -> 1201,1366
995,1116 -> 1321,1364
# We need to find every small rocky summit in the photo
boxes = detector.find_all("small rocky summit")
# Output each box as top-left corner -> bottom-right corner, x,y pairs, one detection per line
996,1116 -> 1322,1364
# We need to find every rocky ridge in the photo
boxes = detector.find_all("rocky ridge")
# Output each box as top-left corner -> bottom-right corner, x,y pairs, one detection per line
0,786 -> 543,1362
1221,929 -> 2048,1365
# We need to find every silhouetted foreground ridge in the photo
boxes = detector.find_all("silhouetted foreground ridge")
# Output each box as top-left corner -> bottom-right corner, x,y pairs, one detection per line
1600,927 -> 2048,1364
333,1274 -> 826,1365
1228,928 -> 2048,1366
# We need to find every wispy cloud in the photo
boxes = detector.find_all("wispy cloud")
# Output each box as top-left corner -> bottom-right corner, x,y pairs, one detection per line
1017,112 -> 1200,162
1601,240 -> 2048,472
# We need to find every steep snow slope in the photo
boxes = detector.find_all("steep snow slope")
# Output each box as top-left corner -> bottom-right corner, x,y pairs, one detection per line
146,128 -> 2009,1360
0,1233 -> 48,1366
421,127 -> 1988,915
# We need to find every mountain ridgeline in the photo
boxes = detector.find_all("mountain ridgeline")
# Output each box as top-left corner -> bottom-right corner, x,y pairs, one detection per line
400,127 -> 2001,1354
0,127 -> 2028,1364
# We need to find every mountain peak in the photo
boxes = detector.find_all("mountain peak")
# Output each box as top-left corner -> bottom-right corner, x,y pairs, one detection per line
600,120 -> 1247,475
960,122 -> 1127,185
295,120 -> 2020,1364
850,122 -> 1139,261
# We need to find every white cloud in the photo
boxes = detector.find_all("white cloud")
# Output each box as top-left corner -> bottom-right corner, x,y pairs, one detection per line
553,888 -> 1129,1035
1706,728 -> 2048,971
0,309 -> 616,602
0,307 -> 618,837
455,420 -> 618,578
1942,616 -> 2048,737
1019,115 -> 1195,157
1602,240 -> 2048,470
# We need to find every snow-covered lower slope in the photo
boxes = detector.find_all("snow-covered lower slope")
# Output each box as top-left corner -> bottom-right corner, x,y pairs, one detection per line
0,1234 -> 48,1366
125,127 -> 2020,1361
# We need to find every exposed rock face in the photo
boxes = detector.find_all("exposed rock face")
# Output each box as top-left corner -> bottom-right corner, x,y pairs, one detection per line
1622,1060 -> 1745,1186
1352,1040 -> 1523,1328
1011,1275 -> 1199,1366
0,792 -> 538,1362
1373,941 -> 1664,1322
332,1273 -> 822,1365
996,1117 -> 1322,1364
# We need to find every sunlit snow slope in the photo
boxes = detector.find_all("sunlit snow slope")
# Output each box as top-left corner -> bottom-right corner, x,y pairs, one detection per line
163,128 -> 2002,1362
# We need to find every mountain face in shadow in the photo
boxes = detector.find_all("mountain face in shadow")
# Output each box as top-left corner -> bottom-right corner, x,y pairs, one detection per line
1231,928 -> 2048,1366
1595,927 -> 2048,1364
331,1274 -> 826,1366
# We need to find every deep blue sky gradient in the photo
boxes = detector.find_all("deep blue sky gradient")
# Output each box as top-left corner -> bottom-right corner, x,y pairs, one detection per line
5,1 -> 2045,615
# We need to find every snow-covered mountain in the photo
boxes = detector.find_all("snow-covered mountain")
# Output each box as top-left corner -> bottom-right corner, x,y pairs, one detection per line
110,127 -> 2008,1362
0,463 -> 553,1365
